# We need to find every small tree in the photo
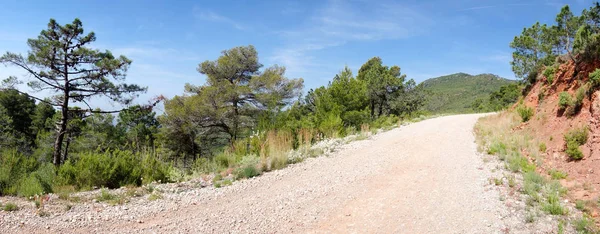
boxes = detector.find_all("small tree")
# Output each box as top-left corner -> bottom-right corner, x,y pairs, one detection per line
510,22 -> 556,83
0,19 -> 146,165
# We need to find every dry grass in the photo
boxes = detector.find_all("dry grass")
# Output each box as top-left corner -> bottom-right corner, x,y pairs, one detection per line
260,130 -> 294,171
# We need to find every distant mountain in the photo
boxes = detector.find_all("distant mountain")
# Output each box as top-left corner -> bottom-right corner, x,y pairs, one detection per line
421,73 -> 517,114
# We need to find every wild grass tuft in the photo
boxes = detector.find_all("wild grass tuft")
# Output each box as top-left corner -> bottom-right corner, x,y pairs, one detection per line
573,215 -> 597,234
548,169 -> 567,180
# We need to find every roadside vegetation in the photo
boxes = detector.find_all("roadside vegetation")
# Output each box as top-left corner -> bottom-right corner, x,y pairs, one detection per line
475,111 -> 596,232
0,19 -> 428,200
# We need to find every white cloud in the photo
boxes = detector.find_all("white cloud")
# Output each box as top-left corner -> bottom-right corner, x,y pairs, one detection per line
269,0 -> 432,81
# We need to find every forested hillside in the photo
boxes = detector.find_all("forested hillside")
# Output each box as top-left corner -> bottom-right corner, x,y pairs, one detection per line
0,19 -> 428,197
421,73 -> 519,113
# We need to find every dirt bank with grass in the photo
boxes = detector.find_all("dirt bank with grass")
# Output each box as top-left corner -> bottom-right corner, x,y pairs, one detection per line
2,114 -> 549,233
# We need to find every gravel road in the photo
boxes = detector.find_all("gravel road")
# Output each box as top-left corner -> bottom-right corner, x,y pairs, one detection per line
2,114 -> 522,233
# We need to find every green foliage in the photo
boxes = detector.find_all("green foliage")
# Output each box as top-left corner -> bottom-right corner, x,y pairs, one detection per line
0,18 -> 146,165
548,169 -> 568,180
507,152 -> 536,173
566,140 -> 584,160
575,200 -> 586,211
539,142 -> 547,152
57,150 -> 171,190
148,193 -> 162,201
589,68 -> 600,89
543,65 -> 557,84
421,73 -> 517,113
234,156 -> 261,179
510,22 -> 556,82
510,2 -> 600,86
574,86 -> 587,110
563,126 -> 588,160
0,150 -> 55,196
3,202 -> 18,211
96,188 -> 116,202
542,193 -> 566,215
487,141 -> 507,155
523,171 -> 545,197
517,105 -> 534,122
565,126 -> 589,146
573,215 -> 597,233
558,92 -> 573,110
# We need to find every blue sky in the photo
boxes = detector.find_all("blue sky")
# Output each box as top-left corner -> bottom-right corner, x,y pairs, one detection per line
0,0 -> 593,109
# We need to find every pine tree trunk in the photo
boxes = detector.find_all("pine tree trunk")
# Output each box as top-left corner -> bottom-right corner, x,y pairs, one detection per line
52,101 -> 68,166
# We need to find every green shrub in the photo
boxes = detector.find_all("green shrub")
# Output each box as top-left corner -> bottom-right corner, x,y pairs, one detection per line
517,105 -> 534,122
318,113 -> 344,138
221,179 -> 232,186
191,157 -> 218,174
523,171 -> 544,197
234,156 -> 261,179
574,86 -> 586,111
539,142 -> 547,152
3,202 -> 18,211
565,126 -> 589,145
96,188 -> 116,202
589,68 -> 600,89
548,169 -> 567,180
18,175 -> 45,197
507,152 -> 536,173
487,141 -> 507,155
564,126 -> 589,160
542,193 -> 566,215
58,150 -> 171,190
214,152 -> 235,170
558,92 -> 572,110
0,150 -> 57,197
148,193 -> 162,201
575,200 -> 586,211
543,65 -> 557,84
0,150 -> 41,196
574,215 -> 597,234
566,140 -> 584,160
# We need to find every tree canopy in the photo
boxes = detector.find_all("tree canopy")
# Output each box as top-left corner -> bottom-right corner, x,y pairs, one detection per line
0,18 -> 146,165
511,3 -> 600,82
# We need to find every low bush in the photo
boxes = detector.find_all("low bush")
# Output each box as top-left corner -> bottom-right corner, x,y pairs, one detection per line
487,141 -> 507,155
565,140 -> 584,160
548,169 -> 567,180
565,126 -> 589,146
543,65 -> 557,84
542,193 -> 566,215
234,156 -> 261,179
517,105 -> 534,122
507,152 -> 536,173
539,142 -> 547,152
575,86 -> 586,108
0,150 -> 55,196
58,150 -> 171,190
3,202 -> 18,211
148,193 -> 162,201
574,215 -> 597,233
575,200 -> 586,211
558,92 -> 572,110
589,68 -> 600,89
564,126 -> 588,160
523,171 -> 545,197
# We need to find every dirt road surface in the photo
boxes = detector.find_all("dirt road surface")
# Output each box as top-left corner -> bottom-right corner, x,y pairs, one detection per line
5,114 -> 510,233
